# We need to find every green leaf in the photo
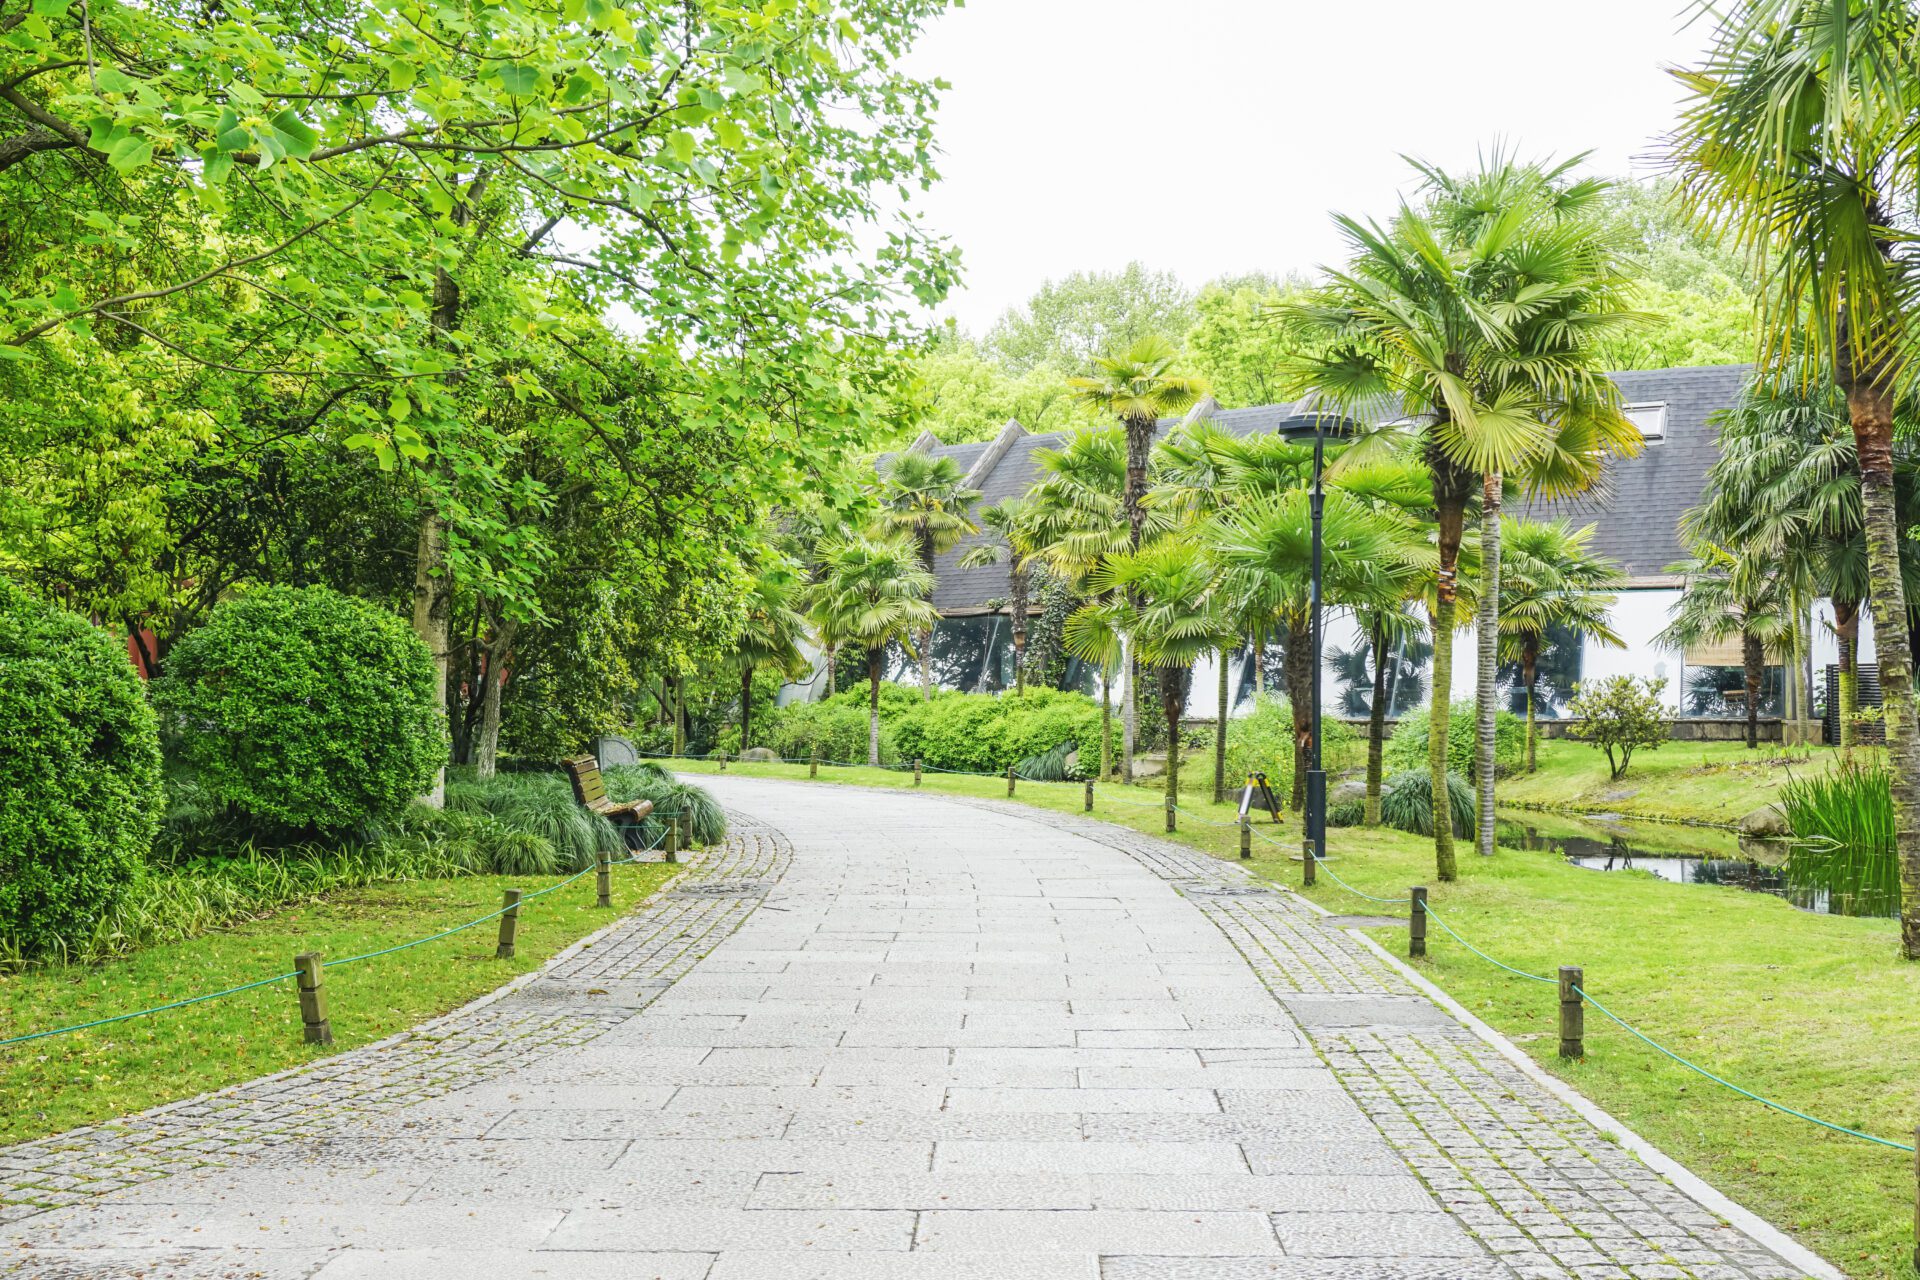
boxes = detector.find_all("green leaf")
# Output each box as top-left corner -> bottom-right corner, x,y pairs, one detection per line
562,72 -> 596,104
268,110 -> 319,160
106,135 -> 153,174
0,345 -> 33,362
713,118 -> 744,150
31,0 -> 74,15
667,131 -> 695,163
496,63 -> 540,96
94,66 -> 137,94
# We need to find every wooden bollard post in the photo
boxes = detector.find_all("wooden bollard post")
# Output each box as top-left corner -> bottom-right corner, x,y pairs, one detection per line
718,751 -> 727,771
596,851 -> 612,908
809,746 -> 819,779
294,952 -> 332,1046
1911,1130 -> 1918,1276
1302,835 -> 1316,888
496,889 -> 522,959
1409,886 -> 1427,958
1558,965 -> 1584,1059
914,758 -> 922,787
1238,815 -> 1251,860
1164,793 -> 1176,833
1084,779 -> 1094,812
664,820 -> 679,864
1007,764 -> 1016,796
679,810 -> 694,850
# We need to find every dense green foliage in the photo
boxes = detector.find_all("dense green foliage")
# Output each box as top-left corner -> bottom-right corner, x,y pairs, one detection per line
0,583 -> 164,960
1379,768 -> 1475,838
1222,694 -> 1359,801
891,687 -> 1116,775
156,586 -> 444,831
1384,701 -> 1523,781
1566,676 -> 1670,779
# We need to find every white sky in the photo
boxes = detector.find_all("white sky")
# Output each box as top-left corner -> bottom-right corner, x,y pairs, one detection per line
903,0 -> 1720,335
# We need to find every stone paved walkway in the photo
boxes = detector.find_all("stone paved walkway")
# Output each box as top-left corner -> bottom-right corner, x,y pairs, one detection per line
0,778 -> 1825,1279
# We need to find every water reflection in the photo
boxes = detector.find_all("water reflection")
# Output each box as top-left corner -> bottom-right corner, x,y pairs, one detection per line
1493,813 -> 1896,918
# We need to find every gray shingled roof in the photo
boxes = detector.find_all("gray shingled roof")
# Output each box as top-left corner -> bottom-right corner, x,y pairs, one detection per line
903,366 -> 1744,614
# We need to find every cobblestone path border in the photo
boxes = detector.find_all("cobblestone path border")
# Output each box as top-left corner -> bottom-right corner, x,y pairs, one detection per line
0,816 -> 791,1231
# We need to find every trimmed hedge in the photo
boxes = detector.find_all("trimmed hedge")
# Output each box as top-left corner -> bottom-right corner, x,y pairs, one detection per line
0,581 -> 165,959
156,585 -> 446,831
890,686 -> 1114,775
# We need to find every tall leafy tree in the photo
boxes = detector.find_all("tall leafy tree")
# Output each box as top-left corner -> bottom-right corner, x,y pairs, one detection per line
808,536 -> 937,767
1497,519 -> 1624,772
1279,156 -> 1640,879
872,452 -> 979,699
1668,0 -> 1920,954
988,263 -> 1197,375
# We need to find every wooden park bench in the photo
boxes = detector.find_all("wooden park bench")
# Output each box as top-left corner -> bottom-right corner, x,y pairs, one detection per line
563,755 -> 655,826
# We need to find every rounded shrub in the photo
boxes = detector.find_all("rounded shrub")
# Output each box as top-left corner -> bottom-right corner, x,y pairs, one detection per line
156,585 -> 445,831
0,580 -> 164,957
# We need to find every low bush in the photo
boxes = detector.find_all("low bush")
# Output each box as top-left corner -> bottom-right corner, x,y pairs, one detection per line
155,585 -> 445,832
446,772 -> 624,869
762,698 -> 899,767
0,582 -> 165,960
1565,676 -> 1668,779
604,764 -> 729,846
1383,700 -> 1523,782
1223,695 -> 1359,802
1379,768 -> 1475,838
890,686 -> 1115,775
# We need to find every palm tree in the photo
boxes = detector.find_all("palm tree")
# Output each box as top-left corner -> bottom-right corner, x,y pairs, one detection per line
1667,0 -> 1920,955
957,498 -> 1035,695
1026,427 -> 1136,780
1347,605 -> 1429,824
1279,157 -> 1641,879
872,452 -> 979,701
1072,540 -> 1231,814
1069,339 -> 1208,786
1497,519 -> 1625,772
731,559 -> 809,754
1657,540 -> 1794,750
808,537 -> 939,766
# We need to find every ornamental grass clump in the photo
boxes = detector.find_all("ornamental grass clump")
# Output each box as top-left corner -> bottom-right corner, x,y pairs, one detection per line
1379,769 -> 1474,839
1780,761 -> 1899,916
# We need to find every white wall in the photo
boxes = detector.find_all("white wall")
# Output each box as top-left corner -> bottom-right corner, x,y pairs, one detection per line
1582,588 -> 1684,715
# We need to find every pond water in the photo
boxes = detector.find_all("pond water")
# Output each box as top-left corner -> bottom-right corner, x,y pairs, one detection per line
1492,811 -> 1898,919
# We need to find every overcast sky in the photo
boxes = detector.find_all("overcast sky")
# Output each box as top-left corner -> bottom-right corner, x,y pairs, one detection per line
902,0 -> 1720,336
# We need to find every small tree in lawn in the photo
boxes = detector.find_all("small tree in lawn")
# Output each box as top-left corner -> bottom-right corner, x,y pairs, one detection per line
808,537 -> 938,766
1566,676 -> 1668,780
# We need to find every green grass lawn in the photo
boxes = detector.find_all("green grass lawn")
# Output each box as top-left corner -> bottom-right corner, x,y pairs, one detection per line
676,754 -> 1916,1280
1499,736 -> 1858,827
0,860 -> 680,1145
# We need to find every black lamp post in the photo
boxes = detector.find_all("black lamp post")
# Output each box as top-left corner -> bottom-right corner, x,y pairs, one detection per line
1304,413 -> 1327,884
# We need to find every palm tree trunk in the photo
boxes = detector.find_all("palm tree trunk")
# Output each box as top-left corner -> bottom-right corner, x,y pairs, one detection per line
1742,631 -> 1761,750
1123,415 -> 1153,550
867,647 -> 884,767
1011,565 -> 1029,697
1252,631 -> 1264,696
1523,647 -> 1539,774
1214,645 -> 1230,804
1100,667 -> 1113,780
1427,470 -> 1469,882
1366,617 -> 1388,826
1121,639 -> 1137,784
1283,618 -> 1312,811
1163,668 -> 1184,814
822,646 -> 836,701
1836,599 -> 1860,759
1474,473 -> 1502,857
741,665 -> 755,753
1846,384 -> 1920,957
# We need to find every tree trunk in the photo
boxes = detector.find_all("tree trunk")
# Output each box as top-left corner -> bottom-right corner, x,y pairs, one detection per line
1163,667 -> 1186,814
867,647 -> 884,767
822,646 -> 836,702
1523,646 -> 1539,774
917,529 -> 937,701
1214,645 -> 1230,804
1836,598 -> 1860,759
673,674 -> 686,756
1008,563 -> 1029,696
1283,617 -> 1312,811
1845,384 -> 1920,957
474,618 -> 515,779
1121,639 -> 1137,784
741,665 -> 755,753
1475,473 -> 1502,857
1742,630 -> 1761,750
1123,414 -> 1153,550
411,510 -> 451,808
1100,667 -> 1114,781
1426,445 -> 1471,883
1366,617 -> 1389,826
